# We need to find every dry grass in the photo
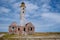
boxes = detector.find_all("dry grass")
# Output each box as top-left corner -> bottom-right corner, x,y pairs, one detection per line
0,32 -> 60,39
0,32 -> 60,40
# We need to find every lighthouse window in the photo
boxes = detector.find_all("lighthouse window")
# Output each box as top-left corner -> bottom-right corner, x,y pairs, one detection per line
12,27 -> 14,30
23,11 -> 24,13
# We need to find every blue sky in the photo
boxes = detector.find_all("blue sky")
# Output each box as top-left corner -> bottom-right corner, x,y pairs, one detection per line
0,0 -> 60,32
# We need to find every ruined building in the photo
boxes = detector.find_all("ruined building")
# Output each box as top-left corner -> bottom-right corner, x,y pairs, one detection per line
9,2 -> 35,35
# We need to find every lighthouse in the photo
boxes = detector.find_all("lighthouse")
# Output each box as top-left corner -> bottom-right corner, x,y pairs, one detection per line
20,2 -> 26,26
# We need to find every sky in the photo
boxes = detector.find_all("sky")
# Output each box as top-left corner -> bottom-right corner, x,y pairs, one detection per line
0,0 -> 60,32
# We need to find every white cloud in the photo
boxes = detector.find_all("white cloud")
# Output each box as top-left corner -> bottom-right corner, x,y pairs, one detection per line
0,7 -> 11,13
25,2 -> 39,13
12,2 -> 20,9
40,1 -> 51,12
1,0 -> 16,3
0,17 -> 18,22
41,4 -> 51,12
40,0 -> 50,4
8,0 -> 16,3
41,13 -> 60,23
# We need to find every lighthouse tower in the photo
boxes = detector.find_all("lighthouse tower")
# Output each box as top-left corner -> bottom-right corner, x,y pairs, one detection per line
20,2 -> 26,26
